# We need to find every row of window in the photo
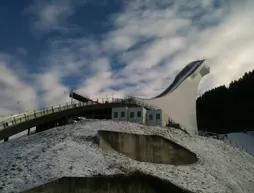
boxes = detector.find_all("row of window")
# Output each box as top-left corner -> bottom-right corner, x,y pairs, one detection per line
113,111 -> 161,120
114,111 -> 142,118
149,113 -> 161,120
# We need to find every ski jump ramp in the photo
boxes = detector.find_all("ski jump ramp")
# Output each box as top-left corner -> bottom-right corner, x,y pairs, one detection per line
0,60 -> 209,141
133,60 -> 210,135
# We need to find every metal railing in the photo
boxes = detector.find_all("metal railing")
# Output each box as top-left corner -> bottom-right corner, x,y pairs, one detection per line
0,101 -> 86,130
0,98 -> 159,132
111,97 -> 158,110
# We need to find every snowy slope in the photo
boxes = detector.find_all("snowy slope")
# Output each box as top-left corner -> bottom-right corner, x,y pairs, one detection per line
0,120 -> 254,193
224,132 -> 254,155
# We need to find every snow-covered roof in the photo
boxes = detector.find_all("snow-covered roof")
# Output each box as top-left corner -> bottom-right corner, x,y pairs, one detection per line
0,120 -> 254,193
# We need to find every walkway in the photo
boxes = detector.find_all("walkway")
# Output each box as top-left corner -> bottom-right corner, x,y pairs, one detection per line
0,98 -> 157,141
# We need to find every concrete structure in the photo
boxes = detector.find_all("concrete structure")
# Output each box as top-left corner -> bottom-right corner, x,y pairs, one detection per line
127,107 -> 147,124
146,109 -> 168,127
23,173 -> 191,193
112,107 -> 169,127
134,60 -> 210,135
112,107 -> 147,124
112,107 -> 128,121
99,130 -> 197,165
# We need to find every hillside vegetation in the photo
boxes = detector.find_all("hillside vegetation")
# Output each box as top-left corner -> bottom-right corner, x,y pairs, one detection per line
197,69 -> 254,134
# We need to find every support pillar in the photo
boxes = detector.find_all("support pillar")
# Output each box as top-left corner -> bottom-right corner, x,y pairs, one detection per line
36,122 -> 53,133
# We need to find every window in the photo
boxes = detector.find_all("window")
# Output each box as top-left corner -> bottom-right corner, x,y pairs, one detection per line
121,111 -> 125,117
137,111 -> 141,117
156,113 -> 161,120
114,112 -> 118,118
130,112 -> 134,118
149,114 -> 153,120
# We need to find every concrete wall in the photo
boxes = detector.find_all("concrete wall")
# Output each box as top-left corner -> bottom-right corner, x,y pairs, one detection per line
136,62 -> 210,135
98,130 -> 197,165
23,173 -> 193,193
141,78 -> 199,133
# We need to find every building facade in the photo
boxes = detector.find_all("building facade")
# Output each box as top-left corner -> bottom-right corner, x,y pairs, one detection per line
112,107 -> 168,127
127,107 -> 147,124
146,109 -> 168,127
112,107 -> 128,121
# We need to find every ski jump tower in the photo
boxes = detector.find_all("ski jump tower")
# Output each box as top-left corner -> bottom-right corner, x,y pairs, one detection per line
134,60 -> 210,135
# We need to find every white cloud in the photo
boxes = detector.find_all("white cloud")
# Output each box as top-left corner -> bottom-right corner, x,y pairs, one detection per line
104,0 -> 254,95
26,0 -> 85,34
37,0 -> 254,102
1,0 -> 252,114
0,55 -> 38,115
36,72 -> 70,107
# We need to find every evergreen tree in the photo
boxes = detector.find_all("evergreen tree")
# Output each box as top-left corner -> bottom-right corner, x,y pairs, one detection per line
197,69 -> 254,134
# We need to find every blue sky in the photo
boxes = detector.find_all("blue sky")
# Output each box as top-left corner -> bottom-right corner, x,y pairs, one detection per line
0,0 -> 254,114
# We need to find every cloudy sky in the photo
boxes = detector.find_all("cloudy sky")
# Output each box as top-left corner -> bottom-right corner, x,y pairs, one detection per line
0,0 -> 254,115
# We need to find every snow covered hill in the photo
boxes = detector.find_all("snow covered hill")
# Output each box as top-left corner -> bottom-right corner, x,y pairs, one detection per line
224,132 -> 254,155
0,120 -> 254,193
